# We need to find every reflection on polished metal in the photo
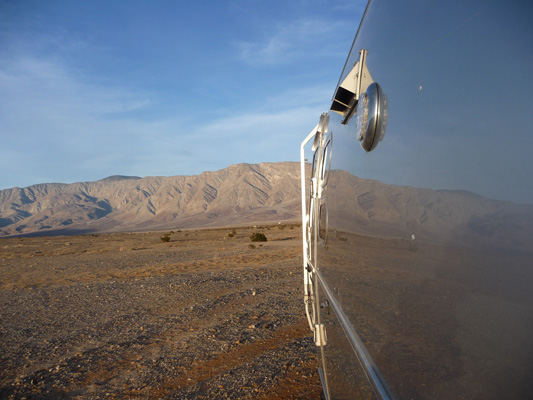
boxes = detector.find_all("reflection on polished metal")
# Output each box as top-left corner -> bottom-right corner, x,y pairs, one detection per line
317,270 -> 393,400
301,0 -> 533,397
300,112 -> 331,336
319,113 -> 329,141
357,82 -> 388,152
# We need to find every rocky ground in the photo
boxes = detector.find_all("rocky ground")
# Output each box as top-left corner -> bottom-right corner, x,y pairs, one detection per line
0,225 -> 323,399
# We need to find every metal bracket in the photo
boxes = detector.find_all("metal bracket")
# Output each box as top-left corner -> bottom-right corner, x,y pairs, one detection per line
330,49 -> 374,124
314,324 -> 327,347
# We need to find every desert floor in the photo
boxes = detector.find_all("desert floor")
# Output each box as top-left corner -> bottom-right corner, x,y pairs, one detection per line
0,225 -> 322,399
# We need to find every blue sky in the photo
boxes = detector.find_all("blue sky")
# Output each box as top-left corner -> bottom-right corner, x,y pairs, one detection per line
0,0 -> 366,189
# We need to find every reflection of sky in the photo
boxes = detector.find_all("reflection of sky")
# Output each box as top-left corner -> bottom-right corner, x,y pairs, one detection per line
331,1 -> 533,204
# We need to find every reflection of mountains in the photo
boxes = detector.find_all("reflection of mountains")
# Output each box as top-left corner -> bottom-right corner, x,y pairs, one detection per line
327,169 -> 533,252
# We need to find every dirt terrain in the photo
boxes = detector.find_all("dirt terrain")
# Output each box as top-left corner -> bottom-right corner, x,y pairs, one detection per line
0,225 -> 322,399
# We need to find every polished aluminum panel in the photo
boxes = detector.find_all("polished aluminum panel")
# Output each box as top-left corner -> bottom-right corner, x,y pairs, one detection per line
315,1 -> 533,399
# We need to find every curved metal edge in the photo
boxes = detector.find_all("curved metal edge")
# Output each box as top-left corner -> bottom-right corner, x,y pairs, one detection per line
361,82 -> 382,152
318,367 -> 330,400
315,269 -> 395,400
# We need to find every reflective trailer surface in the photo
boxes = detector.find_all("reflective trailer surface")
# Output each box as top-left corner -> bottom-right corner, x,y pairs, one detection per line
313,1 -> 533,399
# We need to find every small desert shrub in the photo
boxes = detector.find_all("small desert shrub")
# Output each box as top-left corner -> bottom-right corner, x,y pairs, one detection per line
228,233 -> 234,238
250,232 -> 267,242
249,244 -> 256,249
160,234 -> 171,242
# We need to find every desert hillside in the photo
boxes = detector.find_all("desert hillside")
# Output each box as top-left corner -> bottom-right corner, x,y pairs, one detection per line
1,162 -> 531,251
0,162 -> 302,236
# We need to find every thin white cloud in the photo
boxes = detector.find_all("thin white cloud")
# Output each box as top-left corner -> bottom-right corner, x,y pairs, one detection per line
165,86 -> 331,173
236,17 -> 351,65
262,85 -> 334,110
0,51 -> 331,188
0,56 -> 149,119
0,55 -> 162,187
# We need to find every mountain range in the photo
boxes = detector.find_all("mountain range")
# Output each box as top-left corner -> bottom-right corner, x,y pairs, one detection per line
1,162 -> 531,251
0,162 -> 301,237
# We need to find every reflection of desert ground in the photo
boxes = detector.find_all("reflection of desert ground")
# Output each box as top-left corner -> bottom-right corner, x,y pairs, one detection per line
319,231 -> 533,400
0,226 -> 322,399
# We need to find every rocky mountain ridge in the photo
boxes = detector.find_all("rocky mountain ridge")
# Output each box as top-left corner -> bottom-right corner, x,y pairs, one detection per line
0,163 -> 301,236
1,162 -> 531,252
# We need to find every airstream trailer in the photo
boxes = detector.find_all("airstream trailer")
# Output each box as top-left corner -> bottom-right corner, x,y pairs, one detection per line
301,1 -> 533,399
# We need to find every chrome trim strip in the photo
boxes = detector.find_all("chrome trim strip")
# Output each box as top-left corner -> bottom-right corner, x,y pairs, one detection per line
301,124 -> 319,300
318,366 -> 330,400
316,270 -> 394,400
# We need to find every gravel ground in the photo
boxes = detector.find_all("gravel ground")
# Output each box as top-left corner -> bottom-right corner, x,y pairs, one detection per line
0,227 -> 323,399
